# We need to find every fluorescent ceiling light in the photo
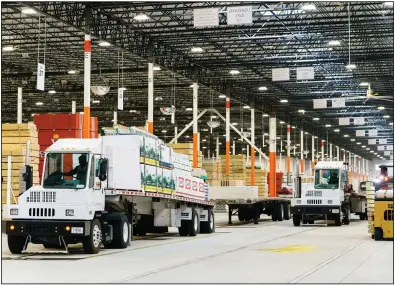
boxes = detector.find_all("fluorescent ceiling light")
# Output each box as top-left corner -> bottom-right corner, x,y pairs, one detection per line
68,70 -> 76,74
370,150 -> 374,153
346,64 -> 357,70
262,114 -> 269,117
243,105 -> 250,109
328,40 -> 341,46
202,139 -> 207,142
185,135 -> 190,138
325,124 -> 331,127
298,109 -> 305,113
362,145 -> 366,148
350,138 -> 355,141
264,133 -> 269,135
191,47 -> 204,53
202,146 -> 207,149
229,70 -> 240,75
98,41 -> 111,47
92,100 -> 100,104
21,8 -> 36,14
291,126 -> 296,129
301,4 -> 316,10
280,99 -> 288,103
218,143 -> 222,145
359,82 -> 370,87
35,102 -> 43,106
119,87 -> 127,91
280,121 -> 285,124
313,117 -> 319,121
134,14 -> 150,21
130,110 -> 137,113
185,108 -> 193,111
357,142 -> 361,145
343,134 -> 349,137
389,122 -> 393,125
366,148 -> 371,150
378,106 -> 385,110
334,129 -> 340,132
259,86 -> 268,91
383,115 -> 390,118
153,66 -> 161,71
232,122 -> 238,125
48,90 -> 56,94
211,116 -> 217,119
2,46 -> 14,51
218,95 -> 226,98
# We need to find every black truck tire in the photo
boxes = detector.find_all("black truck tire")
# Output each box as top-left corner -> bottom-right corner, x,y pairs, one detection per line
111,215 -> 130,249
178,220 -> 189,236
283,203 -> 291,220
334,214 -> 342,226
277,204 -> 284,222
293,215 -> 301,226
343,206 -> 351,225
238,209 -> 246,222
200,209 -> 215,234
374,228 -> 383,241
188,208 -> 200,236
8,235 -> 26,254
83,219 -> 102,254
271,206 -> 278,221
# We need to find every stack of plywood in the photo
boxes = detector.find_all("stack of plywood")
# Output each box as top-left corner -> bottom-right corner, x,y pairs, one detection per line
364,181 -> 375,236
202,159 -> 223,181
246,169 -> 268,198
219,154 -> 246,181
168,143 -> 203,168
2,123 -> 40,206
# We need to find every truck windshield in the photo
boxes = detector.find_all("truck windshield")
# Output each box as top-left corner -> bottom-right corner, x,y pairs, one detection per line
43,152 -> 89,189
315,169 -> 339,189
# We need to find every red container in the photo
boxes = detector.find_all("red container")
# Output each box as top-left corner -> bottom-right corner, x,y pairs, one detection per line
38,130 -> 56,145
34,114 -> 55,130
70,114 -> 83,130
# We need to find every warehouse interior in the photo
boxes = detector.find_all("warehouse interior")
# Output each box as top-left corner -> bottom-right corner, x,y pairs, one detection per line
1,2 -> 394,283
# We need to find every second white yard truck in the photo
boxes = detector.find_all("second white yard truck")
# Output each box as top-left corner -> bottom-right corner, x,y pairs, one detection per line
4,128 -> 215,254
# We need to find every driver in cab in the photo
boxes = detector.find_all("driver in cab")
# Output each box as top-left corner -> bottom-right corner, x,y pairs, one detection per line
63,155 -> 88,182
328,172 -> 339,186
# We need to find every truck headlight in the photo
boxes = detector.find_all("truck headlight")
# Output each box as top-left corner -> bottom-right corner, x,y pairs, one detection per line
10,209 -> 18,215
65,209 -> 74,216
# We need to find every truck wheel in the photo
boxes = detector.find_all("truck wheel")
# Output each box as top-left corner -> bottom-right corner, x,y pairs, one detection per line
334,214 -> 342,226
271,206 -> 278,221
188,208 -> 199,236
8,235 -> 26,254
374,228 -> 383,241
343,206 -> 351,225
200,209 -> 215,234
308,220 -> 314,225
111,215 -> 130,249
293,215 -> 301,226
178,220 -> 189,236
277,204 -> 284,221
284,203 -> 291,220
238,209 -> 246,222
83,219 -> 102,254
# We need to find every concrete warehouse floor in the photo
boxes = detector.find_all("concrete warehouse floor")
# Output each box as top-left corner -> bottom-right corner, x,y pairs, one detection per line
1,214 -> 393,283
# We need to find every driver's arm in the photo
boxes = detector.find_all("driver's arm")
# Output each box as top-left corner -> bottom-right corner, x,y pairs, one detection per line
63,166 -> 79,176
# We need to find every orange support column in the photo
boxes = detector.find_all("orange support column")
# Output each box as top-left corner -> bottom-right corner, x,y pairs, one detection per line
300,130 -> 305,174
250,108 -> 255,186
83,34 -> 91,138
269,116 -> 277,197
286,125 -> 291,173
311,135 -> 315,175
225,96 -> 230,179
192,83 -> 198,168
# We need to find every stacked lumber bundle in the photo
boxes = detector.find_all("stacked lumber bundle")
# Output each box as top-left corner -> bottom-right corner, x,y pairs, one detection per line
219,154 -> 246,181
364,181 -> 375,236
246,169 -> 268,198
1,123 -> 40,205
210,180 -> 245,187
168,143 -> 203,168
202,159 -> 223,181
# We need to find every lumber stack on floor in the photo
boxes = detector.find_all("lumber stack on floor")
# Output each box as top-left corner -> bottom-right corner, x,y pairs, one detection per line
219,154 -> 246,181
1,123 -> 40,205
202,159 -> 223,181
246,169 -> 268,198
168,143 -> 203,168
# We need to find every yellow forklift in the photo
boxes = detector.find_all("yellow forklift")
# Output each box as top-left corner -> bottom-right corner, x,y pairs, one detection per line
373,165 -> 393,241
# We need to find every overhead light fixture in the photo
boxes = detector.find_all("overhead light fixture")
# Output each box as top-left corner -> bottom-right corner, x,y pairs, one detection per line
202,146 -> 207,149
134,14 -> 150,21
264,133 -> 269,136
48,90 -> 56,94
325,124 -> 331,127
334,129 -> 340,132
98,41 -> 111,47
280,121 -> 285,124
359,82 -> 370,87
280,99 -> 288,103
313,117 -> 320,121
291,126 -> 296,129
202,139 -> 207,142
2,46 -> 14,51
389,122 -> 393,126
211,115 -> 217,119
343,134 -> 349,137
232,122 -> 238,125
243,105 -> 250,109
229,70 -> 240,75
186,107 -> 193,111
357,142 -> 361,145
68,70 -> 76,74
259,86 -> 268,91
301,4 -> 316,10
218,94 -> 227,98
362,145 -> 366,148
185,135 -> 190,138
346,64 -> 357,70
35,102 -> 44,106
262,114 -> 269,117
21,8 -> 36,14
328,40 -> 341,46
298,109 -> 305,113
370,150 -> 374,153
153,66 -> 161,71
162,130 -> 168,134
378,106 -> 385,110
374,152 -> 377,155
350,138 -> 355,141
191,47 -> 204,53
130,110 -> 137,113
383,115 -> 390,118
366,148 -> 371,150
218,143 -> 222,145
92,100 -> 100,104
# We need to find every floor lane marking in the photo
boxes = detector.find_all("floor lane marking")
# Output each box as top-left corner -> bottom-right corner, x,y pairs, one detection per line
288,236 -> 370,283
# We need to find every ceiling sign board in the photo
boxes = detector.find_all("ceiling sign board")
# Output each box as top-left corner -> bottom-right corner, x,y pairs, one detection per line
117,88 -> 124,110
368,130 -> 378,137
313,99 -> 327,109
378,146 -> 385,151
332,98 -> 345,108
227,6 -> 253,25
378,145 -> 393,151
193,8 -> 219,27
356,130 -> 365,137
296,67 -> 314,80
387,145 -> 394,150
339,118 -> 350,125
36,63 -> 45,91
353,117 -> 365,125
272,68 -> 290,81
379,139 -> 387,145
368,139 -> 377,145
384,151 -> 391,156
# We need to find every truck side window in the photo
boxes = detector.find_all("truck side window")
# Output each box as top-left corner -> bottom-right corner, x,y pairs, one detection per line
89,157 -> 95,188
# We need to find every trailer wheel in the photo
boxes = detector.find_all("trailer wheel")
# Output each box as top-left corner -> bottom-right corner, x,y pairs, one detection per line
178,220 -> 189,236
200,209 -> 215,234
238,209 -> 246,222
111,215 -> 130,249
8,235 -> 26,254
308,220 -> 314,225
334,214 -> 342,226
283,203 -> 291,220
277,204 -> 284,221
83,219 -> 102,254
374,228 -> 383,241
271,207 -> 278,221
343,206 -> 351,225
188,208 -> 200,236
293,215 -> 301,226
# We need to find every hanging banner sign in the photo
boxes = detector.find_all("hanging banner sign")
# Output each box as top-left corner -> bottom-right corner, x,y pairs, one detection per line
227,6 -> 252,25
353,117 -> 365,125
379,139 -> 387,145
356,130 -> 365,137
339,118 -> 350,125
384,151 -> 391,156
313,99 -> 327,109
368,129 -> 378,137
368,139 -> 376,145
332,98 -> 345,108
272,68 -> 290,81
296,67 -> 314,80
36,63 -> 45,91
117,88 -> 124,110
193,8 -> 219,27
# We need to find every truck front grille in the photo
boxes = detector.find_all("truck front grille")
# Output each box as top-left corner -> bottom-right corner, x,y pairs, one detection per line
29,208 -> 55,217
307,199 -> 322,205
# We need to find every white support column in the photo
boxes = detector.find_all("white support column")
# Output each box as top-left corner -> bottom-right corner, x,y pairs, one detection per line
113,111 -> 118,126
192,83 -> 198,168
17,87 -> 22,124
250,108 -> 255,185
246,145 -> 250,165
287,125 -> 291,173
329,144 -> 333,161
311,135 -> 315,175
269,117 -> 277,197
321,140 -> 325,161
6,156 -> 11,205
262,133 -> 265,148
336,146 -> 340,161
174,126 -> 178,143
148,62 -> 154,134
349,152 -> 352,174
232,140 -> 236,155
216,136 -> 219,160
300,130 -> 304,174
358,157 -> 361,180
83,34 -> 91,138
225,96 -> 230,178
72,101 -> 76,114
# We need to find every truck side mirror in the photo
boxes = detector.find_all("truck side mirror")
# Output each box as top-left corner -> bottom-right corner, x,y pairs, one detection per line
99,158 -> 108,181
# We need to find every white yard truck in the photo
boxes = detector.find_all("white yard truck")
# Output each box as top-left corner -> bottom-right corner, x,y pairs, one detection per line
3,129 -> 214,254
291,161 -> 367,226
